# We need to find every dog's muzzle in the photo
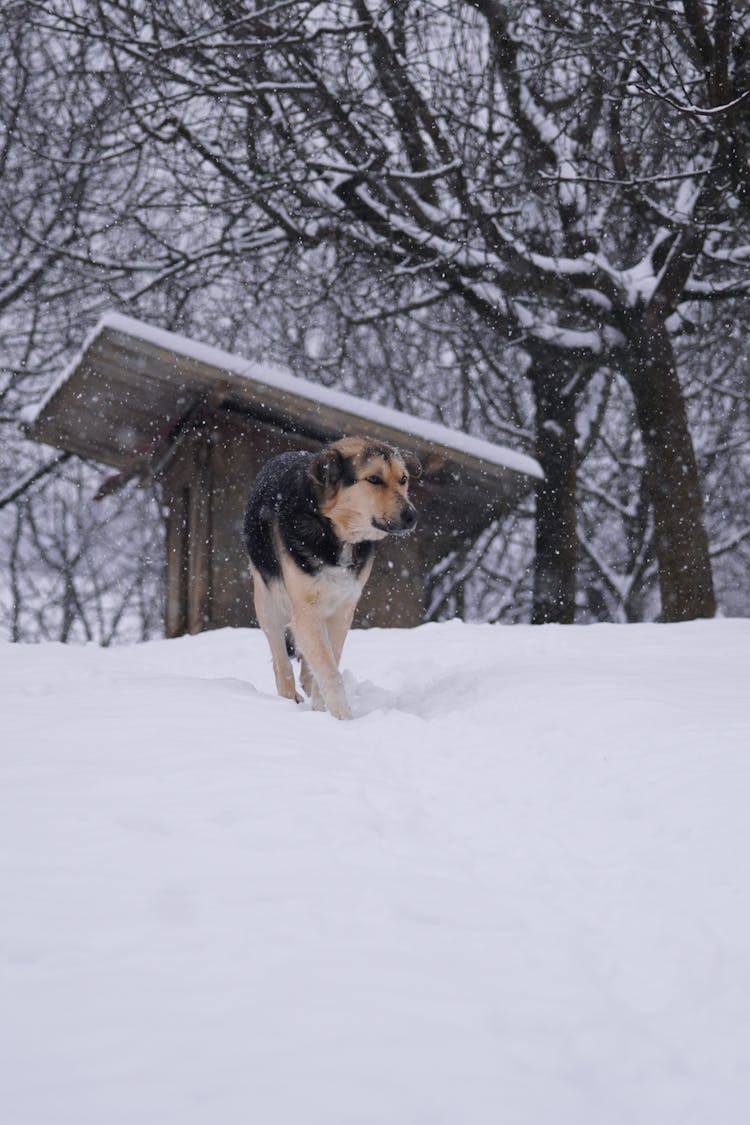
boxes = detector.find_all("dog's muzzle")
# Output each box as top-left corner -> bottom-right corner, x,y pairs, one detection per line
373,504 -> 418,535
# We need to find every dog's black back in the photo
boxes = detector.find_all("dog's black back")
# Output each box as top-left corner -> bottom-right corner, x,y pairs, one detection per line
243,450 -> 373,582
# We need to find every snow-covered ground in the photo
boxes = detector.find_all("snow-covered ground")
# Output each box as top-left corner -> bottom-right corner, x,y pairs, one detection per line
2,619 -> 749,1125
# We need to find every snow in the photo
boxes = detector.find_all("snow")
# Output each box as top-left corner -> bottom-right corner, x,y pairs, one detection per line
23,313 -> 543,481
2,618 -> 750,1125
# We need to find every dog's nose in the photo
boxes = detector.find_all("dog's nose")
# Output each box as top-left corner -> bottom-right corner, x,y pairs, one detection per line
400,504 -> 418,530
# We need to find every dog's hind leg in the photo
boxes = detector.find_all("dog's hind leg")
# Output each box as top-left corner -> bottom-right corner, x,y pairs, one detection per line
297,649 -> 325,712
288,629 -> 316,702
299,654 -> 315,699
252,570 -> 301,704
266,625 -> 302,704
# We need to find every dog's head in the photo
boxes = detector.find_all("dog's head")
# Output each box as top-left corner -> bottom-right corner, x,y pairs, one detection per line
309,437 -> 421,543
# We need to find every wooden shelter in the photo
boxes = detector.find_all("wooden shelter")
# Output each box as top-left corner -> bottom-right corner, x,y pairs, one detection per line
24,314 -> 541,635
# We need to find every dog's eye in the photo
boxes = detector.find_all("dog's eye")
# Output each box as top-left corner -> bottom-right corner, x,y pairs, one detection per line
365,475 -> 385,486
399,474 -> 408,486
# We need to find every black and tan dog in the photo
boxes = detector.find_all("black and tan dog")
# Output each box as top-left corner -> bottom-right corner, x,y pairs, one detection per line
243,437 -> 420,720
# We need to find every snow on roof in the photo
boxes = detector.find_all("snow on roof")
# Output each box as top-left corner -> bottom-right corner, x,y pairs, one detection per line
25,312 -> 542,480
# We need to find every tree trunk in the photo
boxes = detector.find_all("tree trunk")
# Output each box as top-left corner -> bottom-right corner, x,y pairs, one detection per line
625,312 -> 715,621
531,372 -> 578,624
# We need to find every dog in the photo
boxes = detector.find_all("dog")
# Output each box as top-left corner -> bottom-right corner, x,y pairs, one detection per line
243,437 -> 420,719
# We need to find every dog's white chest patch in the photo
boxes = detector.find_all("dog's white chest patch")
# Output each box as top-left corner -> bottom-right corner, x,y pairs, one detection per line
315,560 -> 361,611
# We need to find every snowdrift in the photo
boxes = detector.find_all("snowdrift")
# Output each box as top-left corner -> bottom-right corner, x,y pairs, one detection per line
2,619 -> 749,1124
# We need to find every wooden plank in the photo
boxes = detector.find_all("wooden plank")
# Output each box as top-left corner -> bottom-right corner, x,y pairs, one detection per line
164,485 -> 190,638
186,436 -> 213,634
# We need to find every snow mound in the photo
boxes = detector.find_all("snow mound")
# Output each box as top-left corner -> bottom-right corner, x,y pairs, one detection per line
2,619 -> 749,1124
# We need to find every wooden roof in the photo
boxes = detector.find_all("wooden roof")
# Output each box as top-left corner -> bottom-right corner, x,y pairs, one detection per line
24,314 -> 541,519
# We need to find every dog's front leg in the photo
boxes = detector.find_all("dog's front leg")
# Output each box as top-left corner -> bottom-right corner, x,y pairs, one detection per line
328,600 -> 357,666
291,607 -> 352,720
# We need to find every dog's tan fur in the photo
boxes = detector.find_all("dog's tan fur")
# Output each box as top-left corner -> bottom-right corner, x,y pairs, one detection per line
247,437 -> 419,720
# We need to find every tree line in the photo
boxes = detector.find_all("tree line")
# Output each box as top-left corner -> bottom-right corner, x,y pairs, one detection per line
1,0 -> 749,640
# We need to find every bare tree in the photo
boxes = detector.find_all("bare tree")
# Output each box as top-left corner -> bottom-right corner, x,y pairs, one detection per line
0,6 -> 169,642
0,464 -> 165,644
35,0 -> 750,623
2,0 -> 748,638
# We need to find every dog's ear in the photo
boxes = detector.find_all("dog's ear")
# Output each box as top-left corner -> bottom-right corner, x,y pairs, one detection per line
308,447 -> 344,492
401,451 -> 422,479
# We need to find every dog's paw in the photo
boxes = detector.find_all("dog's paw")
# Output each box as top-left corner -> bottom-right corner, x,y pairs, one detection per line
328,700 -> 353,721
324,688 -> 353,720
